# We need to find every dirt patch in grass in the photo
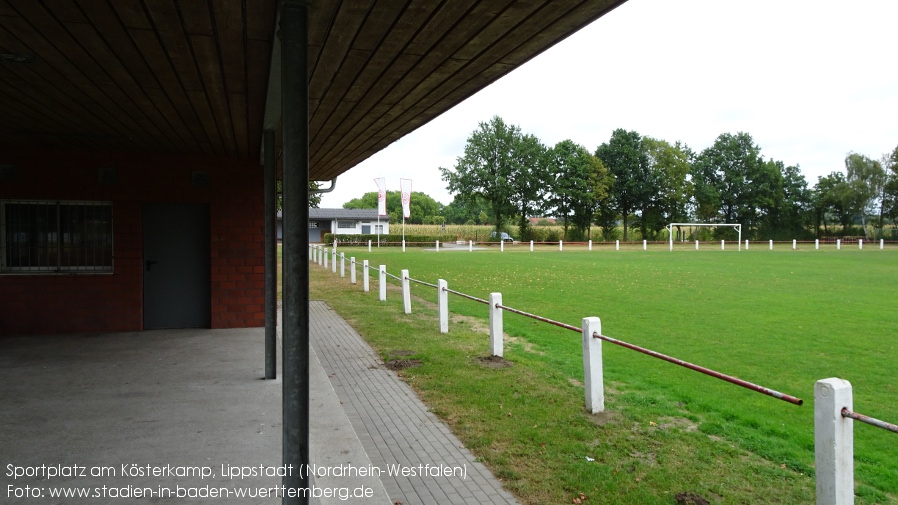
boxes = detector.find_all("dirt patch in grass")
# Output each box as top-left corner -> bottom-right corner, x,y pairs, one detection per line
587,410 -> 620,426
384,358 -> 422,370
475,355 -> 513,368
674,492 -> 710,505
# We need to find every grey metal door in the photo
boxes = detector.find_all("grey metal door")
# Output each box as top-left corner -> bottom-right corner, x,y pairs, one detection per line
361,225 -> 371,234
143,203 -> 210,329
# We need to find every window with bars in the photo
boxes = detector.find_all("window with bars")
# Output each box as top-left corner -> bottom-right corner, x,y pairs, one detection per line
337,220 -> 356,229
1,200 -> 113,273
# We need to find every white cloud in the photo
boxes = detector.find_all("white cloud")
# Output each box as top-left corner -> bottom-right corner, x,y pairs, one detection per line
320,0 -> 898,208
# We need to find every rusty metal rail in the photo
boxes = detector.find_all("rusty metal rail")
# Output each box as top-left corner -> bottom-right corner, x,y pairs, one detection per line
491,303 -> 803,406
408,277 -> 438,289
842,408 -> 898,434
442,287 -> 489,305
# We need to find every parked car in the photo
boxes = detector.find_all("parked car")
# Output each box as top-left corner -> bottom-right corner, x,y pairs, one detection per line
490,231 -> 514,242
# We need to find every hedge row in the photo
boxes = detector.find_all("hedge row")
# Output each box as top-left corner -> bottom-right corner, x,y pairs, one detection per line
322,233 -> 450,246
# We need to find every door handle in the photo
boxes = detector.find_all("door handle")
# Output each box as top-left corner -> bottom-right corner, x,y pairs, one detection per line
146,260 -> 158,271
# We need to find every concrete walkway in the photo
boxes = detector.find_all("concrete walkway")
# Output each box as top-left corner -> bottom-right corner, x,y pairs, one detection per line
1,303 -> 518,504
310,301 -> 520,505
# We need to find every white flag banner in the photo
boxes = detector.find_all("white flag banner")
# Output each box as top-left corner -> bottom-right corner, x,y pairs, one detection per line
374,178 -> 387,216
400,178 -> 412,219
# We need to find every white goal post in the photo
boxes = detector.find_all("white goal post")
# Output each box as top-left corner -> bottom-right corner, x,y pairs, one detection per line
667,223 -> 742,251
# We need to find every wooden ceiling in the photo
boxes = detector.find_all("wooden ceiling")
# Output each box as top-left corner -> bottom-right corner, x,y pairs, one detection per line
0,0 -> 624,181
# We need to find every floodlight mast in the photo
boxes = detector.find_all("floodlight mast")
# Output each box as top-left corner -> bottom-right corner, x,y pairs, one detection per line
667,223 -> 741,251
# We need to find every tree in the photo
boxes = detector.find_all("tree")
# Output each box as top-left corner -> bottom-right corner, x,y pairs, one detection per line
643,138 -> 692,240
815,172 -> 852,232
442,195 -> 491,224
343,190 -> 443,224
276,181 -> 321,210
440,116 -> 520,232
547,140 -> 611,241
508,133 -> 550,241
691,132 -> 769,238
595,129 -> 651,241
843,152 -> 885,238
881,145 -> 898,228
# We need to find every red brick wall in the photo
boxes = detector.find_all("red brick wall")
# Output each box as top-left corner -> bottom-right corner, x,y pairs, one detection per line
0,148 -> 264,335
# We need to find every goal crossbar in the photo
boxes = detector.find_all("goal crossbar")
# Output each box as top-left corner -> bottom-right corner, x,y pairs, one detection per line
667,223 -> 742,251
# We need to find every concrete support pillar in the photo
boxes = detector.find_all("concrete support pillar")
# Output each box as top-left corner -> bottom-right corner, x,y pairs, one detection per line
582,317 -> 603,414
489,292 -> 503,357
323,248 -> 328,269
401,269 -> 411,314
379,265 -> 387,301
350,257 -> 356,284
339,253 -> 345,277
362,260 -> 369,292
331,250 -> 337,273
814,378 -> 854,505
280,0 -> 311,499
438,279 -> 448,334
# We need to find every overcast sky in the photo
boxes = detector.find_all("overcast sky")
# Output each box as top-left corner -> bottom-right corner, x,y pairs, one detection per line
320,0 -> 898,209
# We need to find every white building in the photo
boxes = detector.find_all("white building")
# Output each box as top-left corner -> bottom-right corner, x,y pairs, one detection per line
277,208 -> 390,243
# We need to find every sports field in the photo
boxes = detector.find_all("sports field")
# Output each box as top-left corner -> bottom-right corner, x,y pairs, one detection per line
310,244 -> 897,504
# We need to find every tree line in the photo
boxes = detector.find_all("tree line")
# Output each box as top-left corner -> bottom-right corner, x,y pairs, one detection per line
438,116 -> 898,241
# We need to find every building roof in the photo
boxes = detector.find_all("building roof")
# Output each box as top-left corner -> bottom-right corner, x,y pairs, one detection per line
278,208 -> 390,221
0,1 -> 625,180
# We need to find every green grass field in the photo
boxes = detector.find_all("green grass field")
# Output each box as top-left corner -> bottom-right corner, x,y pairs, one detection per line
309,244 -> 898,504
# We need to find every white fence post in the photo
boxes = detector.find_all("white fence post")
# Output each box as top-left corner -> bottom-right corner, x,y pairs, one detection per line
643,240 -> 647,251
469,240 -> 473,252
814,378 -> 854,505
837,239 -> 841,250
362,260 -> 370,292
816,239 -> 820,250
350,257 -> 356,284
368,239 -> 371,252
436,240 -> 439,252
859,239 -> 863,250
530,240 -> 533,252
559,240 -> 563,252
401,269 -> 411,314
331,250 -> 337,273
745,239 -> 749,250
582,317 -> 604,414
588,239 -> 592,251
339,253 -> 345,277
695,240 -> 699,250
402,239 -> 406,252
769,240 -> 773,250
489,292 -> 503,357
333,239 -> 337,251
378,265 -> 387,302
721,239 -> 725,250
500,240 -> 504,252
615,240 -> 619,251
880,239 -> 884,250
323,248 -> 329,268
793,239 -> 797,250
438,279 -> 448,334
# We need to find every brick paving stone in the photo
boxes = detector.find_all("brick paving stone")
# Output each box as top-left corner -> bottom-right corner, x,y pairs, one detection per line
311,301 -> 519,505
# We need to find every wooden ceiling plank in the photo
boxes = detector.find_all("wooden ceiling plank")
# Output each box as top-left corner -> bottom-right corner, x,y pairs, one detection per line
229,93 -> 248,157
76,0 -> 158,86
245,38 -> 271,155
113,0 -> 152,29
191,33 -> 236,155
187,89 -> 227,155
65,21 -> 184,152
129,27 -> 210,152
245,0 -> 275,41
309,48 -> 370,136
308,1 -> 371,101
178,0 -> 214,36
211,0 -> 245,94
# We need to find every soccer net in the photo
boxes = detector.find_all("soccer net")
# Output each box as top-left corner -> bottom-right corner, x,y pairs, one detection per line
666,223 -> 742,251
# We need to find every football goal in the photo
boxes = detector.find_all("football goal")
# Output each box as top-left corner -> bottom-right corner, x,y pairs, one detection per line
666,223 -> 742,251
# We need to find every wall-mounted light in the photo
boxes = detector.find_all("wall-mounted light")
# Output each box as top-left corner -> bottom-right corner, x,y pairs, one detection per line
0,53 -> 35,64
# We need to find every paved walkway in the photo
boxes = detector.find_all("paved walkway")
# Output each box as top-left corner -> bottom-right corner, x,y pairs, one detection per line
310,301 -> 520,505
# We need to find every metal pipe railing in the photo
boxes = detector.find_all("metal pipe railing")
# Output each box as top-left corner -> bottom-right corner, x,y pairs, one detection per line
842,408 -> 898,434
